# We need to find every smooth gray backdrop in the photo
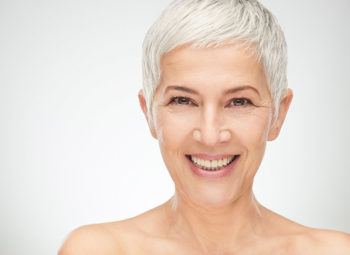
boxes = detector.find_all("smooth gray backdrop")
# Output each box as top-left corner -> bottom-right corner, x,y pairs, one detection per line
1,0 -> 349,254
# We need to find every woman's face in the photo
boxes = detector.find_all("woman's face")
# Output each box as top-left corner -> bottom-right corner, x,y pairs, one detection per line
140,44 -> 292,207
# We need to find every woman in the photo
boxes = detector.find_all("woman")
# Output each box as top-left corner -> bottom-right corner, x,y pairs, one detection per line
59,0 -> 350,254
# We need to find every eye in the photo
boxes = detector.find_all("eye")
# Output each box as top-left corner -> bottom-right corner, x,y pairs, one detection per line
227,98 -> 252,107
168,96 -> 195,106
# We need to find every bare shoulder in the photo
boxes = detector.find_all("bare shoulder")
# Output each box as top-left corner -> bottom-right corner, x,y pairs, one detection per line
261,207 -> 350,254
58,205 -> 168,255
58,223 -> 124,255
312,229 -> 350,254
295,228 -> 350,254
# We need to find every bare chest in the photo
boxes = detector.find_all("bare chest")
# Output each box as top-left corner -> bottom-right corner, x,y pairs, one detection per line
119,237 -> 299,255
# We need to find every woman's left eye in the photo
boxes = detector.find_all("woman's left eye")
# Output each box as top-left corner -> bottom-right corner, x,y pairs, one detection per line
227,98 -> 252,107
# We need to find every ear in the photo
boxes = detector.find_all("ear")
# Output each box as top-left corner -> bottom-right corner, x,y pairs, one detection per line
268,88 -> 293,141
138,89 -> 157,139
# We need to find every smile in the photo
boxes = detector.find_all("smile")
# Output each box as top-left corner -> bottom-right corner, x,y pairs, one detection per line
186,154 -> 239,172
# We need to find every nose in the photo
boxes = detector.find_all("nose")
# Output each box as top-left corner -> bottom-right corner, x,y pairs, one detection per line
192,106 -> 231,146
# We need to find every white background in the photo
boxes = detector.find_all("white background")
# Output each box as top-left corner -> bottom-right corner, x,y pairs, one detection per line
1,0 -> 349,254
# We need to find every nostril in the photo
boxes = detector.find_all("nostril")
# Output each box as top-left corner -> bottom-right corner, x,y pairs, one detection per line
192,128 -> 228,146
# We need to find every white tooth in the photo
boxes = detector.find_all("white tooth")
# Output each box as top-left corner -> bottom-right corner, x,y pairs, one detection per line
204,160 -> 211,168
195,157 -> 200,164
191,156 -> 195,163
218,159 -> 223,167
191,155 -> 236,170
229,156 -> 234,163
224,158 -> 229,165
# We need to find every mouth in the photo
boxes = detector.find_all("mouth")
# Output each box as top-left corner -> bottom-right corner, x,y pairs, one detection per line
185,154 -> 240,172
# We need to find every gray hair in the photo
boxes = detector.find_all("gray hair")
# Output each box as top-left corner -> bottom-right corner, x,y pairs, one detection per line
142,0 -> 288,122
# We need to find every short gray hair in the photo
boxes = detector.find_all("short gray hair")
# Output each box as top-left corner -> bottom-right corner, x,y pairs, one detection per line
142,0 -> 288,121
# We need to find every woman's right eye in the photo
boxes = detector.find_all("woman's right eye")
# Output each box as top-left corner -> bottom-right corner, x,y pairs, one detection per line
169,96 -> 194,105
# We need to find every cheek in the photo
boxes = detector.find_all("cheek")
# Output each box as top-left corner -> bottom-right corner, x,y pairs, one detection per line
228,114 -> 271,188
229,111 -> 271,147
154,108 -> 196,150
154,109 -> 197,182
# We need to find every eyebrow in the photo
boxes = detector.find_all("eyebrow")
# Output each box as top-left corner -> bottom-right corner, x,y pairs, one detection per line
164,85 -> 261,98
225,85 -> 261,98
165,85 -> 199,95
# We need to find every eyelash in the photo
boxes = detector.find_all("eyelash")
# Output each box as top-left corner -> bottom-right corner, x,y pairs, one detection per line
168,96 -> 195,106
168,96 -> 253,107
227,98 -> 253,107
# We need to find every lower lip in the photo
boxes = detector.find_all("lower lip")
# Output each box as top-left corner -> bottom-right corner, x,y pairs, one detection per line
187,155 -> 240,179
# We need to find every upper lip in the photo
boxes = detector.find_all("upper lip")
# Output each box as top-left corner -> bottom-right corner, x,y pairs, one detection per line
186,153 -> 238,160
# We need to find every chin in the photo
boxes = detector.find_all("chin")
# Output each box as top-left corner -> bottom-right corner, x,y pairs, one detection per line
178,180 -> 245,209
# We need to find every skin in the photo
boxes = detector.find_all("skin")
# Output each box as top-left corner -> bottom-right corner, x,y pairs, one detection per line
59,44 -> 350,255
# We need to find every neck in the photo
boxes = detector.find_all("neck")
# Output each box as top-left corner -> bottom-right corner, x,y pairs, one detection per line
164,190 -> 267,253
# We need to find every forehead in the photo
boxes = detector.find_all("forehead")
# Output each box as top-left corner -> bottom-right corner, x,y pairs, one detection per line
159,44 -> 269,96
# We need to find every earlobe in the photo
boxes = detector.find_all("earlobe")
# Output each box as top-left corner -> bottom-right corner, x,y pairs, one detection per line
138,89 -> 158,139
138,89 -> 148,117
268,88 -> 293,141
